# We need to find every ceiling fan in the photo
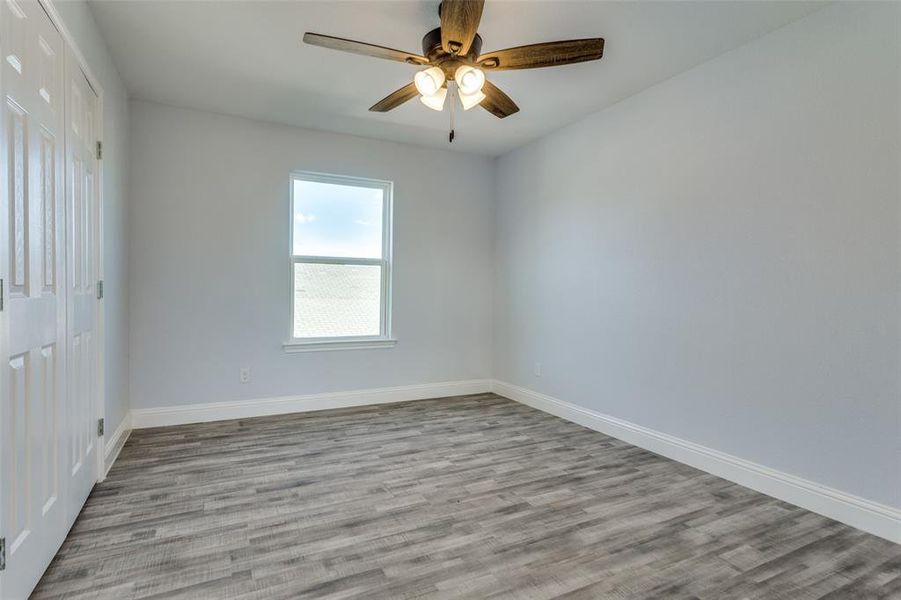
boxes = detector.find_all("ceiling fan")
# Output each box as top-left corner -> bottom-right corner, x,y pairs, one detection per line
303,0 -> 604,141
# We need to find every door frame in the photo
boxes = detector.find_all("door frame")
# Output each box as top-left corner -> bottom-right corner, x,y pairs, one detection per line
39,0 -> 106,483
0,5 -> 8,598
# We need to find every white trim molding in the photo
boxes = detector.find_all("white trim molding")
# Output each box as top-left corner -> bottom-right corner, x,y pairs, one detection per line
102,411 -> 132,479
132,379 -> 493,429
283,338 -> 398,353
492,380 -> 901,545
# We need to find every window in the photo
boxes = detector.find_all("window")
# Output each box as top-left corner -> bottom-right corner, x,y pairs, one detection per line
285,172 -> 394,351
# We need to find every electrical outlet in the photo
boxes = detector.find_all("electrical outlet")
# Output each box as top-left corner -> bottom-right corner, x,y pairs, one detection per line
240,367 -> 251,384
534,362 -> 542,377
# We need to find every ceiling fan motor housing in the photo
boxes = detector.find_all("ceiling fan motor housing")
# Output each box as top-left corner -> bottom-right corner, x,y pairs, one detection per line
422,27 -> 483,77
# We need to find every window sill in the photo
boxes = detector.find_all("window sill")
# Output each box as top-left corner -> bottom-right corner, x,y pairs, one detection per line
283,338 -> 398,353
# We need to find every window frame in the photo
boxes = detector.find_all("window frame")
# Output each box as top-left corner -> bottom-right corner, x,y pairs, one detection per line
284,170 -> 395,353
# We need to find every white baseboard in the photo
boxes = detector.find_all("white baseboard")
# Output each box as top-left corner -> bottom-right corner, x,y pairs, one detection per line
102,412 -> 132,478
492,380 -> 901,545
131,379 -> 493,429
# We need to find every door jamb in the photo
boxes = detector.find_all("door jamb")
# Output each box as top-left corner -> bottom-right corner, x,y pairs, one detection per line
0,3 -> 8,596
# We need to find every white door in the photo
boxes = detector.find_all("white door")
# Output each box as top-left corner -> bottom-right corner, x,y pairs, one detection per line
63,46 -> 100,525
0,0 -> 67,597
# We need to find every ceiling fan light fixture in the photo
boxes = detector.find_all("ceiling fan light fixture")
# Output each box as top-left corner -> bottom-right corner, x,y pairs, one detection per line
454,65 -> 485,95
458,89 -> 486,111
414,66 -> 446,96
420,87 -> 448,111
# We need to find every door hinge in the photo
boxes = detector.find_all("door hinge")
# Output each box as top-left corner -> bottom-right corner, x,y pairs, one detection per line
97,280 -> 104,300
96,140 -> 103,160
0,536 -> 6,571
0,278 -> 4,311
98,418 -> 105,437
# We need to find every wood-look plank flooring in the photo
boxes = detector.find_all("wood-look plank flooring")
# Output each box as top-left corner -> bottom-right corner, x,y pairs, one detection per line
32,394 -> 901,599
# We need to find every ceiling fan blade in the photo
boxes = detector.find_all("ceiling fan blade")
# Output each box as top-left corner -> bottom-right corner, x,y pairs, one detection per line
480,81 -> 519,119
303,33 -> 429,65
440,0 -> 484,56
370,83 -> 420,112
478,38 -> 605,70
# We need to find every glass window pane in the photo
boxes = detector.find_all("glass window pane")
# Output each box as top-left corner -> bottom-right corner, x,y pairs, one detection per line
293,179 -> 383,259
293,262 -> 381,338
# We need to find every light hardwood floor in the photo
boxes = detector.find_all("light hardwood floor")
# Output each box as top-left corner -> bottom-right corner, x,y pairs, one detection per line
32,393 -> 901,599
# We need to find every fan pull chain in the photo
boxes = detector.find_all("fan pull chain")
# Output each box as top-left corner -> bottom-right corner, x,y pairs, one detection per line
448,82 -> 456,143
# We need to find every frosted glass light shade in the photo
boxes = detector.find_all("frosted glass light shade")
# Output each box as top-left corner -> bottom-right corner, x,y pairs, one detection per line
420,87 -> 448,111
458,89 -> 486,111
414,67 -> 445,96
454,65 -> 485,95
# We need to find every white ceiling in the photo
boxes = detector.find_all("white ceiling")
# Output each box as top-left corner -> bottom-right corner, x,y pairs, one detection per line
88,0 -> 825,156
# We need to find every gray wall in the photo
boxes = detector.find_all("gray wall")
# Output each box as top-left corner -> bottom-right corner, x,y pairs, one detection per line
52,0 -> 131,435
493,2 -> 900,509
128,100 -> 494,409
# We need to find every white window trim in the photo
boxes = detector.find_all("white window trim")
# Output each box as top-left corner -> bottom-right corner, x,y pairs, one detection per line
284,170 -> 395,352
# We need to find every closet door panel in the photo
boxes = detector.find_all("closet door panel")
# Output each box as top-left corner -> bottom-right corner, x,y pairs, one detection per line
63,40 -> 100,526
0,1 -> 66,597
